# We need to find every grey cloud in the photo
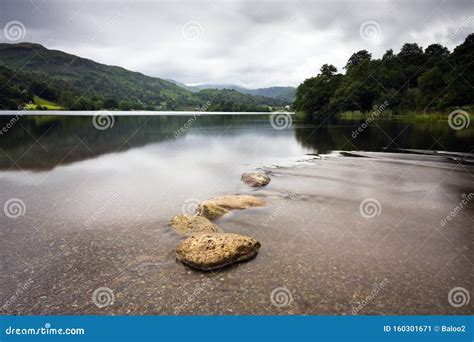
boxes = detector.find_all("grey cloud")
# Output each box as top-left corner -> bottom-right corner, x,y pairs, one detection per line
0,0 -> 472,87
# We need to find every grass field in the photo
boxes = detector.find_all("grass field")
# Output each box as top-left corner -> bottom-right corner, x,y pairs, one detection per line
24,96 -> 63,110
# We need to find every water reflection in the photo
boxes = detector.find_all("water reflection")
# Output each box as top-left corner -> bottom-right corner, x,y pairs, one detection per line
295,118 -> 473,155
0,115 -> 472,170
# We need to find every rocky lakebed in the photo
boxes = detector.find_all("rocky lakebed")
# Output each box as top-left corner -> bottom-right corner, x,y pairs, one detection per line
1,152 -> 473,315
170,172 -> 271,271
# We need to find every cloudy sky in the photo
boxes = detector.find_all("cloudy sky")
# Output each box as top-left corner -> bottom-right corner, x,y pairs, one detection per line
0,0 -> 473,88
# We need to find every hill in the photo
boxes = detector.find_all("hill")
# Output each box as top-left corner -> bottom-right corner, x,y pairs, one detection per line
0,43 -> 287,111
169,81 -> 295,102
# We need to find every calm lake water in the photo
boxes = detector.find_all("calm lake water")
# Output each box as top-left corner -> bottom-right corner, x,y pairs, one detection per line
0,114 -> 473,315
0,113 -> 472,170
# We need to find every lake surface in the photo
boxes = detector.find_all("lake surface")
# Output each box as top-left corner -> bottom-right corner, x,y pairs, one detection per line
0,114 -> 473,315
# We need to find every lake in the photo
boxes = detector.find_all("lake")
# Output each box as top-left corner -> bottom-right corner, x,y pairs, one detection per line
0,113 -> 473,315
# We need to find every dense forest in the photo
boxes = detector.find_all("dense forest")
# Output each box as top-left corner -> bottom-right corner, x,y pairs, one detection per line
0,43 -> 287,111
294,33 -> 474,117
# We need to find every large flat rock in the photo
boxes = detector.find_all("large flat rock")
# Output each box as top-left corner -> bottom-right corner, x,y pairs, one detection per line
176,233 -> 261,271
201,195 -> 266,211
170,214 -> 221,236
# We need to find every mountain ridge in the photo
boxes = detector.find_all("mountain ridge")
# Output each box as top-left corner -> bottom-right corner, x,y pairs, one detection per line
167,80 -> 295,102
0,42 -> 289,111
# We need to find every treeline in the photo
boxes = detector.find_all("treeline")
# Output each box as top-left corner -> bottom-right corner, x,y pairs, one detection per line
294,33 -> 474,117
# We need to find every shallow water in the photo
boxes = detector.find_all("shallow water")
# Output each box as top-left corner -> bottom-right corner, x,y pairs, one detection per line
0,115 -> 473,314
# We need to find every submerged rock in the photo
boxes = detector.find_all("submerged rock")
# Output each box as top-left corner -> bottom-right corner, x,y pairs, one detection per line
201,195 -> 266,211
241,172 -> 271,187
176,233 -> 261,271
197,202 -> 229,220
170,214 -> 221,236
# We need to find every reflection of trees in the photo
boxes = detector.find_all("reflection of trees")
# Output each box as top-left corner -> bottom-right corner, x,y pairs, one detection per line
1,115 -> 471,170
294,118 -> 473,154
294,125 -> 338,154
0,115 -> 272,170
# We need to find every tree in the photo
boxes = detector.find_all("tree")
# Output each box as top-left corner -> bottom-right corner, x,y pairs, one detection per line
442,33 -> 474,106
293,35 -> 473,119
345,50 -> 372,69
102,98 -> 118,109
118,100 -> 132,111
417,67 -> 446,110
294,64 -> 342,115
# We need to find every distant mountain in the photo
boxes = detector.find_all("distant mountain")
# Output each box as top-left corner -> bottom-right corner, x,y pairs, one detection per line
168,81 -> 296,103
0,43 -> 287,111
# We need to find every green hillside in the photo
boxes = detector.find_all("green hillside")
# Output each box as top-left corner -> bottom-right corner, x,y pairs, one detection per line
0,43 -> 286,111
169,81 -> 296,102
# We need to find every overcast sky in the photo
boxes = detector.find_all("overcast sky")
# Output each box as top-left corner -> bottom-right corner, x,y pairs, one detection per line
0,0 -> 473,88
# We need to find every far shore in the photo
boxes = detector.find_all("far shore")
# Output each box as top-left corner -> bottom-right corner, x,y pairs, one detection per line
0,110 -> 295,116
